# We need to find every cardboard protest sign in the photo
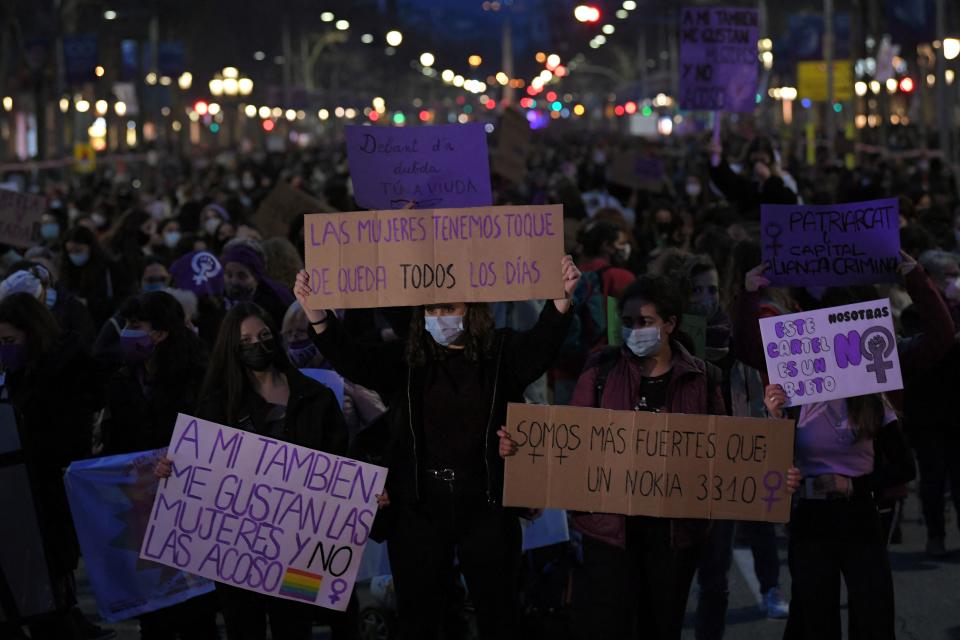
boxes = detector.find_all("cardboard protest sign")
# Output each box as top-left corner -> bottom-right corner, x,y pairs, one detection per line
253,181 -> 330,240
761,198 -> 900,287
65,449 -> 214,622
759,298 -> 903,407
491,108 -> 532,184
608,151 -> 665,191
139,415 -> 387,611
345,124 -> 493,210
0,188 -> 44,248
302,204 -> 564,309
679,7 -> 759,112
502,403 -> 794,523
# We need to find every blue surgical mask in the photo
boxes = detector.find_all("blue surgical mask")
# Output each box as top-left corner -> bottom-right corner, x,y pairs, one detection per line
163,231 -> 182,249
45,287 -> 58,309
622,326 -> 661,358
40,222 -> 61,240
68,250 -> 90,267
119,328 -> 156,364
424,315 -> 464,347
142,282 -> 165,293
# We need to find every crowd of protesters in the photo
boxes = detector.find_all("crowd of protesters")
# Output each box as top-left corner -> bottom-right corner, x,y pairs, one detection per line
1,123 -> 958,640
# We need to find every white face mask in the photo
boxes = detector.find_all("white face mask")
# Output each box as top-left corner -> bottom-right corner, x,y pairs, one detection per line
424,315 -> 464,347
622,326 -> 661,358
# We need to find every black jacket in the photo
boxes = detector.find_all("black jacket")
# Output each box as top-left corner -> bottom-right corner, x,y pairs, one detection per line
6,334 -> 101,576
312,303 -> 573,511
195,366 -> 348,457
707,159 -> 797,219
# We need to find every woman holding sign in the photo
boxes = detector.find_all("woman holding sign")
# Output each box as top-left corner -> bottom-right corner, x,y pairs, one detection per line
500,275 -> 799,639
157,301 -> 351,640
294,256 -> 580,640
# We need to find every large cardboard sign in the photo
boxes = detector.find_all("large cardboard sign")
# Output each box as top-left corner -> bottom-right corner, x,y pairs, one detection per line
139,415 -> 387,611
491,108 -> 532,184
346,124 -> 493,210
502,403 -> 794,523
65,449 -> 214,622
252,181 -> 330,240
679,7 -> 759,112
762,199 -> 900,287
0,188 -> 43,248
759,299 -> 903,407
607,151 -> 665,191
302,205 -> 564,309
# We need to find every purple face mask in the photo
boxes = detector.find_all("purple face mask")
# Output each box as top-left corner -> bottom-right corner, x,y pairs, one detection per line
120,329 -> 156,364
0,343 -> 27,373
286,338 -> 320,369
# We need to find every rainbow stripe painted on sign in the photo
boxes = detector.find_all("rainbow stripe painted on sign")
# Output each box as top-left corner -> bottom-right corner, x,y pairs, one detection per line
278,567 -> 323,602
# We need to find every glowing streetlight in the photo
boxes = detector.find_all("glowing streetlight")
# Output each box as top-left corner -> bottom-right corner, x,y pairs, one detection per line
114,101 -> 127,116
385,30 -> 403,47
95,100 -> 108,115
420,52 -> 435,67
945,38 -> 960,61
468,54 -> 482,67
209,78 -> 224,96
336,20 -> 349,31
238,77 -> 253,96
178,72 -> 193,90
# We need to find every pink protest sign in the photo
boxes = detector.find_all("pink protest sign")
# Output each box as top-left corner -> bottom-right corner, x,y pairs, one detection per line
759,299 -> 903,407
139,414 -> 387,611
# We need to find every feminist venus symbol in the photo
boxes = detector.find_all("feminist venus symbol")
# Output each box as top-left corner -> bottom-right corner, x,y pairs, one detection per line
761,471 -> 783,512
328,578 -> 349,605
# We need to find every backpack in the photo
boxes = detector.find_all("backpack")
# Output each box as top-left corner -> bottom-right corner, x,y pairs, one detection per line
559,266 -> 612,369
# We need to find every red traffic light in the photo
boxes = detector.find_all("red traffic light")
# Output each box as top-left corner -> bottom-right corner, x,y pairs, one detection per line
899,77 -> 915,93
574,5 -> 601,23
194,100 -> 209,116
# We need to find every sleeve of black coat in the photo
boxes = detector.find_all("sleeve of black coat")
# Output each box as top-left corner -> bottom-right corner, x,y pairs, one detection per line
707,160 -> 752,207
320,390 -> 350,457
851,419 -> 916,497
311,313 -> 407,398
503,302 -> 574,389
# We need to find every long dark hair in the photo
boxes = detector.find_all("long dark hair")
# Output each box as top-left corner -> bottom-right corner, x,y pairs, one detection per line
0,293 -> 62,375
201,302 -> 288,425
406,303 -> 495,367
119,291 -> 205,382
846,394 -> 887,442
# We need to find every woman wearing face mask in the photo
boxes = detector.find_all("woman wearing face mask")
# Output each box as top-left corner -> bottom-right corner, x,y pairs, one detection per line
156,302 -> 352,640
220,240 -> 294,326
40,212 -> 64,248
294,256 -> 580,640
151,218 -> 184,263
3,261 -> 98,349
199,203 -> 231,245
61,225 -> 133,327
503,275 -> 798,640
281,301 -> 386,444
0,293 -> 101,639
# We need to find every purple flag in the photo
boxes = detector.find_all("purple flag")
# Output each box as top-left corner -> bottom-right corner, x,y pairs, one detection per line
169,250 -> 224,297
761,198 -> 900,287
345,124 -> 493,210
679,7 -> 759,112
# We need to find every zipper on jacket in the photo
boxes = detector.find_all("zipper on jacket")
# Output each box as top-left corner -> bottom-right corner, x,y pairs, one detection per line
407,368 -> 419,501
483,337 -> 505,505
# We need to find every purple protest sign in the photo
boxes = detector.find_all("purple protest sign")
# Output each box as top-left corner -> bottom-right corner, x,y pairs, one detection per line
345,124 -> 493,210
139,414 -> 387,611
759,298 -> 903,407
169,251 -> 224,297
761,198 -> 900,287
679,7 -> 759,112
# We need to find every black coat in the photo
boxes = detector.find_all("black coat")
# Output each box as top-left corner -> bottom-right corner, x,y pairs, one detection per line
7,334 -> 101,576
707,160 -> 797,219
195,367 -> 348,457
312,303 -> 573,511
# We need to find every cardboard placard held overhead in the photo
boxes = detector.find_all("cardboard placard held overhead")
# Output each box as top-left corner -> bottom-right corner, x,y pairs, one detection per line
679,6 -> 759,112
302,204 -> 565,309
502,403 -> 795,523
0,188 -> 44,248
140,415 -> 387,612
491,108 -> 532,184
607,151 -> 666,191
345,123 -> 493,210
253,181 -> 331,240
761,198 -> 900,287
759,298 -> 903,407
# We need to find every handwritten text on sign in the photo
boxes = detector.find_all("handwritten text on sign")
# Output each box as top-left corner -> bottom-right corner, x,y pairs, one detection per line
139,415 -> 386,611
502,403 -> 794,523
762,199 -> 900,287
303,205 -> 564,308
679,7 -> 759,112
345,123 -> 493,210
0,188 -> 44,248
759,299 -> 903,407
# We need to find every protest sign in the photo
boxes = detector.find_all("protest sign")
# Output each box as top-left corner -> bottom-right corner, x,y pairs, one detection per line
301,368 -> 345,408
0,188 -> 43,248
302,204 -> 564,309
345,124 -> 493,210
139,415 -> 387,611
679,6 -> 759,112
502,403 -> 794,523
65,449 -> 214,622
607,151 -> 665,190
761,198 -> 900,287
252,181 -> 330,240
759,298 -> 903,407
521,509 -> 570,551
491,108 -> 532,184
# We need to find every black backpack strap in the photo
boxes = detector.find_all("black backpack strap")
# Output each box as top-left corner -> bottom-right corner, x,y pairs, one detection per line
703,361 -> 722,415
594,346 -> 621,407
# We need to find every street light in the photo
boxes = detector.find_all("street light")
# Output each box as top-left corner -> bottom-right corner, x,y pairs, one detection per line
420,52 -> 435,67
468,54 -> 482,67
574,5 -> 601,22
336,20 -> 349,31
945,38 -> 960,61
114,101 -> 127,116
385,30 -> 403,47
209,78 -> 224,96
223,78 -> 239,96
238,78 -> 253,96
178,72 -> 193,90
223,67 -> 239,79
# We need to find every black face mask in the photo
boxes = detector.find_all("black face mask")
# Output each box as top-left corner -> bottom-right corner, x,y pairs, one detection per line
239,339 -> 277,372
226,283 -> 256,301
